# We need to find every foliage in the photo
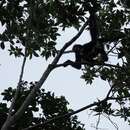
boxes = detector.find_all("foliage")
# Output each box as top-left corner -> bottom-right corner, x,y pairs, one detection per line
1,0 -> 130,129
0,0 -> 86,59
0,81 -> 85,130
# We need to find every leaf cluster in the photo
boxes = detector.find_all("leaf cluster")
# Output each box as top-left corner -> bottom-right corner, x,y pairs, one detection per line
0,81 -> 84,130
0,0 -> 90,59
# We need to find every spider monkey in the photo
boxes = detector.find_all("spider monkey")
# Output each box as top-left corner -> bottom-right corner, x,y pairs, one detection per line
63,4 -> 108,69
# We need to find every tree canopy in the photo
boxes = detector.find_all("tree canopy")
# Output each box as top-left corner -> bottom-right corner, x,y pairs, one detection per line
1,0 -> 130,130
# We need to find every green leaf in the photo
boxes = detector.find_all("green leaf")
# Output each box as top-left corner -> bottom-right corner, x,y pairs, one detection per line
33,51 -> 39,57
0,42 -> 5,49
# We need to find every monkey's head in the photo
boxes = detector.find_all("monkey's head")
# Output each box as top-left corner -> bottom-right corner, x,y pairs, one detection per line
72,44 -> 82,52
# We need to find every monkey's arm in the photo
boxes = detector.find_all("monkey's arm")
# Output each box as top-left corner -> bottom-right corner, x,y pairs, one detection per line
89,8 -> 98,44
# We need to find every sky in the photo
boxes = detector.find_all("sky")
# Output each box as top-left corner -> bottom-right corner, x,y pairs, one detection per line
0,26 -> 130,130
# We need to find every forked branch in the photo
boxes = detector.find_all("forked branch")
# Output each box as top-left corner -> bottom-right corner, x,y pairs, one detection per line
1,20 -> 89,130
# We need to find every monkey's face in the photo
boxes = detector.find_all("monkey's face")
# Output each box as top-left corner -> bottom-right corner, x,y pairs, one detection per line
72,44 -> 82,52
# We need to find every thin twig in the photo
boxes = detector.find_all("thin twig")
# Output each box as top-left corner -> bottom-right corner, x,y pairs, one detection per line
103,114 -> 119,130
96,114 -> 101,130
6,48 -> 27,119
106,86 -> 114,99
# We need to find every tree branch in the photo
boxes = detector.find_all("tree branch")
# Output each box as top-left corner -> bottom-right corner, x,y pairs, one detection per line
105,85 -> 114,99
23,100 -> 101,130
22,87 -> 125,130
1,20 -> 89,130
8,48 -> 27,117
1,48 -> 27,129
51,20 -> 89,65
58,50 -> 74,54
103,114 -> 119,130
53,62 -> 124,69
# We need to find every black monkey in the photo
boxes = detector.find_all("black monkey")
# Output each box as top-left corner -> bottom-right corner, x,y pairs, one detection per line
63,3 -> 108,69
63,42 -> 108,69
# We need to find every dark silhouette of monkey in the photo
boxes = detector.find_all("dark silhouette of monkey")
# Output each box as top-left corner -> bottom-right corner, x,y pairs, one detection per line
63,42 -> 108,69
63,3 -> 108,69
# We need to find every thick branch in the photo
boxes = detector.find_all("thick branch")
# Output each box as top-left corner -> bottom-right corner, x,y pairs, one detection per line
23,101 -> 101,130
22,87 -> 124,130
51,20 -> 89,65
1,20 -> 88,130
54,62 -> 124,69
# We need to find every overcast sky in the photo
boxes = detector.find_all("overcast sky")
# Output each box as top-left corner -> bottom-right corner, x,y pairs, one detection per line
0,26 -> 130,130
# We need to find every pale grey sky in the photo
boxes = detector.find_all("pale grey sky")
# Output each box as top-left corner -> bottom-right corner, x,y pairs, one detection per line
0,26 -> 130,130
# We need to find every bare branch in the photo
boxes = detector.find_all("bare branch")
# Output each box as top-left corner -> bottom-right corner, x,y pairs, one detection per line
8,48 -> 27,116
105,86 -> 114,99
96,114 -> 101,130
53,62 -> 124,69
1,48 -> 27,129
60,50 -> 74,54
103,114 -> 119,130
